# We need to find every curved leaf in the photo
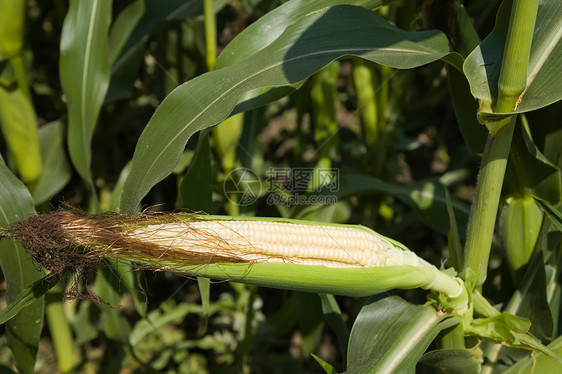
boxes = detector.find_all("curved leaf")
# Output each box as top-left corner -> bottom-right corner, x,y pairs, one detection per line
121,5 -> 454,211
60,0 -> 112,186
464,0 -> 562,117
215,0 -> 386,68
505,118 -> 562,205
347,295 -> 457,373
0,156 -> 43,374
108,0 -> 145,65
0,276 -> 56,325
448,65 -> 487,154
504,334 -> 562,373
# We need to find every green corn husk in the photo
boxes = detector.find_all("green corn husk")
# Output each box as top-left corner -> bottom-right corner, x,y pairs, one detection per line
1,210 -> 467,311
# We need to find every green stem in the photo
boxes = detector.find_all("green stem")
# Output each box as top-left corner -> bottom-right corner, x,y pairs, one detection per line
46,284 -> 76,373
11,55 -> 31,101
472,291 -> 500,318
463,0 -> 540,286
495,0 -> 539,113
203,0 -> 216,71
462,118 -> 516,287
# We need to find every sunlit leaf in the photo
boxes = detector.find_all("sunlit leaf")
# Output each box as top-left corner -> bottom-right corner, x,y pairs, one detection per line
121,5 -> 456,211
347,295 -> 457,373
464,0 -> 562,119
216,0 -> 387,68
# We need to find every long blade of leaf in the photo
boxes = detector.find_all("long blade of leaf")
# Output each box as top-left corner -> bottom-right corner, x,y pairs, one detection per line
0,276 -> 57,325
215,0 -> 386,68
535,198 -> 562,232
60,0 -> 112,186
121,5 -> 455,211
0,155 -> 44,374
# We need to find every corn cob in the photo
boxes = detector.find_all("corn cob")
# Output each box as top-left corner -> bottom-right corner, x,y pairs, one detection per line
127,219 -> 427,269
3,210 -> 466,303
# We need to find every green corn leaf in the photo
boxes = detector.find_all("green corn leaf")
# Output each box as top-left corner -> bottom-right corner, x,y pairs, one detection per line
464,0 -> 562,124
534,198 -> 562,232
446,189 -> 463,271
121,4 -> 456,211
0,276 -> 56,325
108,0 -> 145,65
484,253 -> 555,365
0,63 -> 41,185
504,334 -> 562,373
114,261 -> 147,319
32,120 -> 72,205
311,353 -> 337,374
505,118 -> 562,205
60,0 -> 112,187
216,0 -> 387,68
419,349 -> 481,374
179,129 -> 212,211
0,155 -> 44,374
466,314 -> 531,344
93,265 -> 131,343
129,300 -> 214,348
448,65 -> 488,154
319,293 -> 349,366
296,292 -> 324,358
347,295 -> 458,373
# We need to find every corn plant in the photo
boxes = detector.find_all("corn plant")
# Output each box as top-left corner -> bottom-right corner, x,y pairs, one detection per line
0,0 -> 561,373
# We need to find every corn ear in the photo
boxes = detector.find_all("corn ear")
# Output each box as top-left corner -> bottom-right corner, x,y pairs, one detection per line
3,210 -> 466,308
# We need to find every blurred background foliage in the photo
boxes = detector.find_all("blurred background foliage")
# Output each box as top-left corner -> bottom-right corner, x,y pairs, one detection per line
0,0 -> 560,373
